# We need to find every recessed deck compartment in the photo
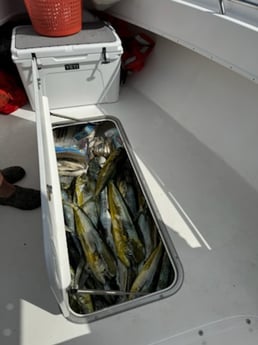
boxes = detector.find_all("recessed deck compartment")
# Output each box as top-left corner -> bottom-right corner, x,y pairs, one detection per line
51,118 -> 183,322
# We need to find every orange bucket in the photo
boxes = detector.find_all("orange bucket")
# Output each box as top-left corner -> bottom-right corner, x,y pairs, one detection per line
24,0 -> 82,37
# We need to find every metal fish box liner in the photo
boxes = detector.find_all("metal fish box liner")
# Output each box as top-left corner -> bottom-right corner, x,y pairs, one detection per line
53,116 -> 183,323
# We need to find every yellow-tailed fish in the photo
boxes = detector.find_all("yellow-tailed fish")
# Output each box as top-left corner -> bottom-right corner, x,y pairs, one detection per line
117,172 -> 138,217
69,266 -> 93,315
77,293 -> 94,314
74,173 -> 89,207
68,265 -> 94,316
75,174 -> 99,227
129,242 -> 163,299
99,187 -> 128,296
95,147 -> 126,197
73,205 -> 116,284
108,196 -> 130,266
108,181 -> 145,266
108,182 -> 130,267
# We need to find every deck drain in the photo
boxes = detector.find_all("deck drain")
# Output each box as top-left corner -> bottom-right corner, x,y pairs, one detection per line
6,303 -> 14,311
3,328 -> 12,336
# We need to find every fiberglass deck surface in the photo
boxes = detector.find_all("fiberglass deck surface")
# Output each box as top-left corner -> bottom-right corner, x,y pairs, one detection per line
1,85 -> 258,345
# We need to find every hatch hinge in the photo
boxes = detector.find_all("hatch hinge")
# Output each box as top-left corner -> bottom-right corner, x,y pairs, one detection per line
32,53 -> 42,90
31,53 -> 42,69
46,184 -> 53,201
101,47 -> 110,64
37,77 -> 41,90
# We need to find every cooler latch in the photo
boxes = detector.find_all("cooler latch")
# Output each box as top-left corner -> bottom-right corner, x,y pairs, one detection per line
32,53 -> 42,90
32,53 -> 42,70
101,47 -> 110,64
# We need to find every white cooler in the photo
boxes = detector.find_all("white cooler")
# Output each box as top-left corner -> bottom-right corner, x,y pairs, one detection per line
11,24 -> 123,110
11,25 -> 183,323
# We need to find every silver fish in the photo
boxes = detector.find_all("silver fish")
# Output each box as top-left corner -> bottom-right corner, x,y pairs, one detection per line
88,157 -> 102,181
117,174 -> 137,217
99,187 -> 116,255
74,258 -> 87,289
95,147 -> 126,197
104,128 -> 123,149
56,151 -> 86,163
92,136 -> 112,158
70,265 -> 76,289
62,189 -> 75,232
58,160 -> 87,176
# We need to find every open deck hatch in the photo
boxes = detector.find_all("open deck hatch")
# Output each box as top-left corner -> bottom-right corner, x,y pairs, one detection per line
52,117 -> 183,322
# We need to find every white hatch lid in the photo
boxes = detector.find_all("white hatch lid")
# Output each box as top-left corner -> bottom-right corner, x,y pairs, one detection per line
32,56 -> 71,315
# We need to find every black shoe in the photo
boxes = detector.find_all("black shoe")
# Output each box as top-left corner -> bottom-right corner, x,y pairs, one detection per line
1,166 -> 26,184
0,185 -> 41,210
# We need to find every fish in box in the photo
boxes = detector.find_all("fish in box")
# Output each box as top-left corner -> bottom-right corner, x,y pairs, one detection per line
52,117 -> 183,322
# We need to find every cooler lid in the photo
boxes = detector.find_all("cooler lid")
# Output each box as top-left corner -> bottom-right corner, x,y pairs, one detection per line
12,24 -> 122,59
32,56 -> 71,304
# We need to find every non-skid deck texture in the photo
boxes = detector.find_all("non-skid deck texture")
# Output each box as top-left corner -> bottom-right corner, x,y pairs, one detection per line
1,87 -> 258,345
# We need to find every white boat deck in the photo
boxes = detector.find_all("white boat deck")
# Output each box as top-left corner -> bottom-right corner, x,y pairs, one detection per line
1,81 -> 258,344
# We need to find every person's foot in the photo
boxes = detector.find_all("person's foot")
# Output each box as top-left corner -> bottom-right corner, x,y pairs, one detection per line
0,185 -> 41,210
1,166 -> 26,184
